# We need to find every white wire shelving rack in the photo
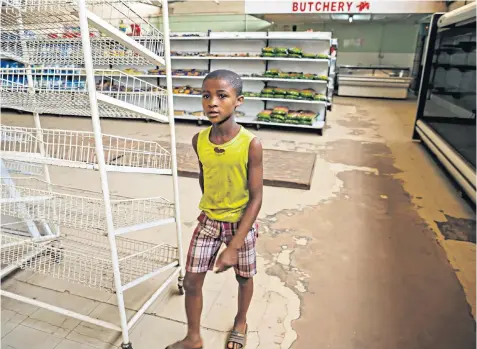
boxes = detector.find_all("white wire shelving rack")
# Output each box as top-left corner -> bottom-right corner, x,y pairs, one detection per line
1,67 -> 169,121
0,1 -> 184,348
1,125 -> 172,174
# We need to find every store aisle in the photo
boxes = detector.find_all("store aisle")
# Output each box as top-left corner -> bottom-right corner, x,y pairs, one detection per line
1,97 -> 475,349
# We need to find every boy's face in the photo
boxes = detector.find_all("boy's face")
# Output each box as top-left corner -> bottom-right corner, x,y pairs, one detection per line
202,78 -> 244,124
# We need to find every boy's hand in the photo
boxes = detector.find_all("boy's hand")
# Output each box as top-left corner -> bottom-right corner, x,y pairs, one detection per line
215,247 -> 238,273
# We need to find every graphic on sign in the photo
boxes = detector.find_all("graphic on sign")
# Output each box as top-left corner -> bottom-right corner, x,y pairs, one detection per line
292,1 -> 371,13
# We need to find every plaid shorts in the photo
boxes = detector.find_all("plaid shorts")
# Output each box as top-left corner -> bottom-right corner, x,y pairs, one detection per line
186,212 -> 259,278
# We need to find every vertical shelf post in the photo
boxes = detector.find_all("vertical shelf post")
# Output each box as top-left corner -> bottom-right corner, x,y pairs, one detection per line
161,0 -> 185,285
77,0 -> 130,345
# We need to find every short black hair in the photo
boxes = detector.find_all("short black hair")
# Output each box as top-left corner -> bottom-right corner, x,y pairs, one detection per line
203,69 -> 243,96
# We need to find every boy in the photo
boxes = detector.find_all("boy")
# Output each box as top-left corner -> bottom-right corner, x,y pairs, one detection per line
166,70 -> 263,349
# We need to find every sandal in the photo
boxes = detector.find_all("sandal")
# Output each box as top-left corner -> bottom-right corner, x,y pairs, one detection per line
226,324 -> 248,349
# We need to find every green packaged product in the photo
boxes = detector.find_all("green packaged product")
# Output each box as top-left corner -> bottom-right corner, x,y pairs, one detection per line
300,110 -> 317,121
273,87 -> 286,94
257,109 -> 273,120
274,53 -> 288,58
272,106 -> 289,115
287,111 -> 300,120
262,47 -> 274,53
247,92 -> 261,97
274,47 -> 288,54
314,75 -> 328,81
316,53 -> 330,59
261,94 -> 274,98
289,72 -> 302,79
271,115 -> 286,122
288,54 -> 302,58
285,95 -> 298,100
314,94 -> 327,101
274,94 -> 285,99
285,119 -> 300,125
278,72 -> 290,79
302,53 -> 317,59
301,73 -> 315,80
285,88 -> 300,97
265,69 -> 280,76
288,47 -> 303,55
261,52 -> 274,57
261,87 -> 275,94
300,89 -> 316,99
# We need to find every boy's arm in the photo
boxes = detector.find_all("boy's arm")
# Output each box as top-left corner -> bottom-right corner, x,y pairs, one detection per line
192,133 -> 204,194
215,138 -> 263,272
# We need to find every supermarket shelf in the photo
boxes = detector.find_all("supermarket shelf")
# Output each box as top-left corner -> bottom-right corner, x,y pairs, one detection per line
174,113 -> 325,130
1,126 -> 172,175
1,0 -> 165,66
257,119 -> 325,130
173,94 -> 328,105
1,68 -> 169,122
151,75 -> 329,84
0,178 -> 176,235
170,35 -> 331,41
0,231 -> 179,292
171,56 -> 330,63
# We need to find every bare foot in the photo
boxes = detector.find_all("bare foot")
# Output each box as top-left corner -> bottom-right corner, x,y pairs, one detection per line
166,336 -> 203,349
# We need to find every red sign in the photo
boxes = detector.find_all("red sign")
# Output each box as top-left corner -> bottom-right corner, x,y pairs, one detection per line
292,1 -> 371,13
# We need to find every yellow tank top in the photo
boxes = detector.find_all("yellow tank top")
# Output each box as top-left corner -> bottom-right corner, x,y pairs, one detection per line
198,126 -> 256,223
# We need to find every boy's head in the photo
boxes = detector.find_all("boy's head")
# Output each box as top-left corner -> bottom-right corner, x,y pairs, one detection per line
202,70 -> 244,124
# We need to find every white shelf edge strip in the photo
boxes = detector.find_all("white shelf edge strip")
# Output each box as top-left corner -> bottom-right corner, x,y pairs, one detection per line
122,260 -> 179,292
127,267 -> 181,330
96,93 -> 169,123
171,56 -> 329,63
115,217 -> 176,236
0,290 -> 122,332
173,94 -> 328,105
153,75 -> 328,83
85,10 -> 165,67
170,36 -> 331,41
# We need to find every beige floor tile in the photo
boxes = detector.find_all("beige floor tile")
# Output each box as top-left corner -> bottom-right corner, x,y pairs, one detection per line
54,339 -> 113,349
151,287 -> 219,324
1,297 -> 38,318
67,302 -> 134,348
1,309 -> 16,324
1,321 -> 19,339
21,317 -> 71,339
129,313 -> 233,348
6,314 -> 27,326
1,324 -> 62,349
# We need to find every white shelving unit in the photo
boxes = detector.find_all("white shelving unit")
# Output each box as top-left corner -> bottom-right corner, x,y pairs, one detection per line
0,1 -> 183,348
163,31 -> 334,134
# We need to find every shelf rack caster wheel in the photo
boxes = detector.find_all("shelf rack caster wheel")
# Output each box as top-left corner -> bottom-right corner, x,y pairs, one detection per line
178,276 -> 185,295
317,129 -> 323,136
121,343 -> 133,349
255,124 -> 261,131
197,120 -> 203,126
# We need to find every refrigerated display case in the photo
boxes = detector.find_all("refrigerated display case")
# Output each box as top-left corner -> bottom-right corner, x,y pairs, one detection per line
337,65 -> 412,99
413,2 -> 476,203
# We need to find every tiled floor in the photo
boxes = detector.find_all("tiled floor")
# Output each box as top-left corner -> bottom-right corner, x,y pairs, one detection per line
1,96 -> 475,349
